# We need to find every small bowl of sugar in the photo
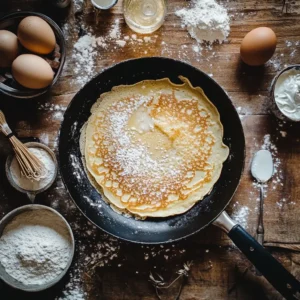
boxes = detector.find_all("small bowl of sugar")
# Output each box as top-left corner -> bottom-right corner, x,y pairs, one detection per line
5,142 -> 58,202
0,204 -> 75,292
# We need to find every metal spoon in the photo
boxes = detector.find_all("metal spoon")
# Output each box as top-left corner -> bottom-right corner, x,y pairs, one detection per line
251,150 -> 274,246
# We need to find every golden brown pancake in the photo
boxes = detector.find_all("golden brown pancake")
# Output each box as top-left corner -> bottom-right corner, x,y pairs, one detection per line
84,77 -> 229,217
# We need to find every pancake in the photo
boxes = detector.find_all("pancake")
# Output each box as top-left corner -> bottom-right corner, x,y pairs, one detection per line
84,77 -> 229,218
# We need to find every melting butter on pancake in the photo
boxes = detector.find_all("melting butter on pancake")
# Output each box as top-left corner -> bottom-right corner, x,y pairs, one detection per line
84,77 -> 229,217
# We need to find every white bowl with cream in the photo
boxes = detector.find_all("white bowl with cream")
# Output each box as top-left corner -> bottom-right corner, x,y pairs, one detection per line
271,65 -> 300,122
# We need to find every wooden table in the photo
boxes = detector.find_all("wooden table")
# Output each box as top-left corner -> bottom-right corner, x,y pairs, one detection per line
1,0 -> 300,299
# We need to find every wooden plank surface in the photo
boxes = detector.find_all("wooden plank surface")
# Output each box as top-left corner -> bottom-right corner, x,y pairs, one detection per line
1,0 -> 300,299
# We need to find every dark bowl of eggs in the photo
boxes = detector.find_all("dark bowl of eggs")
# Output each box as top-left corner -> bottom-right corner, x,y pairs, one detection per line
0,11 -> 66,98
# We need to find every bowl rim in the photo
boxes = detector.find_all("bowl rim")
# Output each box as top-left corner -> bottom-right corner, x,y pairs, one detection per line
0,204 -> 75,292
0,11 -> 66,99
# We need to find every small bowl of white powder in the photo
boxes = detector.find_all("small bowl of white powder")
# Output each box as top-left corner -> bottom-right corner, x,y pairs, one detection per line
5,142 -> 58,202
271,65 -> 300,122
0,205 -> 74,292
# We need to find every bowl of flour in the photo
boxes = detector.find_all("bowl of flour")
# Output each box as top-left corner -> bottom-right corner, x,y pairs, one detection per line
0,205 -> 74,291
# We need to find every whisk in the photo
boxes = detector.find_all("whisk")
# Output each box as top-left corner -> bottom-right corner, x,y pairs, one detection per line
0,110 -> 45,180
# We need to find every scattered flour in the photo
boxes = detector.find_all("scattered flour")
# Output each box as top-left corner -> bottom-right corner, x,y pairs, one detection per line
109,19 -> 121,39
232,204 -> 250,229
285,40 -> 300,57
280,131 -> 287,137
267,54 -> 284,72
73,34 -> 98,85
192,45 -> 201,53
70,21 -> 159,85
55,220 -> 120,300
38,103 -> 66,112
276,197 -> 296,209
116,40 -> 126,47
175,0 -> 230,44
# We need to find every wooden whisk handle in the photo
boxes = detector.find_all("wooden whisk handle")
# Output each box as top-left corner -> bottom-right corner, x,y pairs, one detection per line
0,110 -> 13,137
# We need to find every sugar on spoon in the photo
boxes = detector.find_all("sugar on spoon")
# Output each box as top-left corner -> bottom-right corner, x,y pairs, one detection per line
251,149 -> 274,247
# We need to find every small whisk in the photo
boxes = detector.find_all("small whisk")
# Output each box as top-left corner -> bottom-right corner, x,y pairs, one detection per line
0,110 -> 45,181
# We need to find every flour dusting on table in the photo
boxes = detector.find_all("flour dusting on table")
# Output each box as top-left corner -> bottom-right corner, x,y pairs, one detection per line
71,20 -> 159,85
232,203 -> 250,229
73,34 -> 98,85
175,0 -> 230,44
55,217 -> 120,300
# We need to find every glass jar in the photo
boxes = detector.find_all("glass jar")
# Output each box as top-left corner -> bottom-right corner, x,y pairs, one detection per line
123,0 -> 167,34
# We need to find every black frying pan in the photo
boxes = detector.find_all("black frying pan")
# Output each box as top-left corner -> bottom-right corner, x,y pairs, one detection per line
59,57 -> 300,299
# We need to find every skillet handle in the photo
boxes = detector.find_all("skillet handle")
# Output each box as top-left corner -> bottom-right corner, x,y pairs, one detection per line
229,225 -> 300,300
214,211 -> 300,299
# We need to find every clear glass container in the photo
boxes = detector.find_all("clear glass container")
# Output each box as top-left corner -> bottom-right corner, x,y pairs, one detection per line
123,0 -> 167,34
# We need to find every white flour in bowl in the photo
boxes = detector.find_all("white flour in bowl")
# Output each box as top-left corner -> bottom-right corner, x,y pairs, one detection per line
0,209 -> 72,286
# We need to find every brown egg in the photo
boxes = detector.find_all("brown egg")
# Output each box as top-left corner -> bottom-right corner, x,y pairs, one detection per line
240,27 -> 277,66
0,30 -> 19,68
18,16 -> 56,55
12,54 -> 54,89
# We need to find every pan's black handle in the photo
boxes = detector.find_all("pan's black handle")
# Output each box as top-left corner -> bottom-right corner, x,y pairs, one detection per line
229,224 -> 300,300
